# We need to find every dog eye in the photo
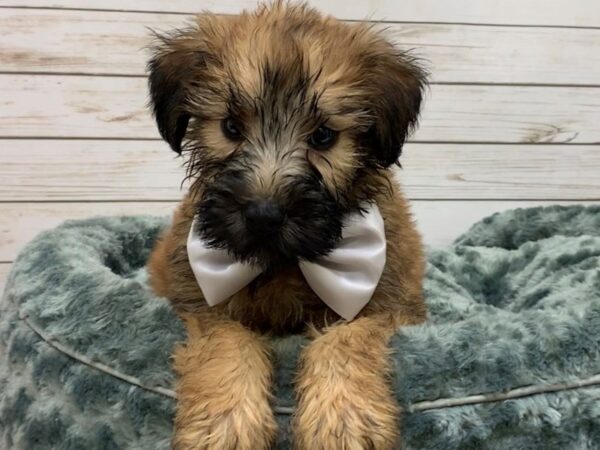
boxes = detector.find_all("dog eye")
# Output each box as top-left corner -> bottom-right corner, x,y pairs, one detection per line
221,117 -> 243,141
308,125 -> 338,150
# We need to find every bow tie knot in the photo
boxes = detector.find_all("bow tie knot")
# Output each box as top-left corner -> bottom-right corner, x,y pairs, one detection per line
186,204 -> 386,320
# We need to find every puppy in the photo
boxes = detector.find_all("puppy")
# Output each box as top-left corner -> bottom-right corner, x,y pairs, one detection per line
147,2 -> 427,449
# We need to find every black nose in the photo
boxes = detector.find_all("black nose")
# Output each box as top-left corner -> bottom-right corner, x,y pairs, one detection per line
245,200 -> 285,235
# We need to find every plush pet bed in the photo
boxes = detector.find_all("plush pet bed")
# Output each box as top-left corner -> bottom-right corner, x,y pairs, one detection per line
1,205 -> 599,449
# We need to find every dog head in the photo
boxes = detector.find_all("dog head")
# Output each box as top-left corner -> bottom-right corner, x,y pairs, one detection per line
148,2 -> 427,270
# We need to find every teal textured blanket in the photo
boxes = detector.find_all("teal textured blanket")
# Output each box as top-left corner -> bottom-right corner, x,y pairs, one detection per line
1,205 -> 599,449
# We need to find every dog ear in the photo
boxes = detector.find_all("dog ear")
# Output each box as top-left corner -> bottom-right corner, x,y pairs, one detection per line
362,51 -> 427,168
147,30 -> 211,154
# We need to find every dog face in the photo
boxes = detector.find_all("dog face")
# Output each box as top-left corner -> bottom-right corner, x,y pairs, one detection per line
148,3 -> 426,270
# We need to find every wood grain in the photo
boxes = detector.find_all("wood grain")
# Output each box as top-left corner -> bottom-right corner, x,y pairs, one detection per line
3,9 -> 600,84
0,200 -> 595,262
1,140 -> 185,201
400,144 -> 600,200
2,140 -> 599,201
2,0 -> 596,27
1,1 -> 599,269
1,74 -> 599,143
0,202 -> 177,262
411,200 -> 597,248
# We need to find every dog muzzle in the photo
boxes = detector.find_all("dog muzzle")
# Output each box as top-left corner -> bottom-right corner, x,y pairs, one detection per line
186,203 -> 387,320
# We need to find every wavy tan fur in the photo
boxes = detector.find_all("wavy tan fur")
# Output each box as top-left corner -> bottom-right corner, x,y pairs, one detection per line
147,2 -> 427,449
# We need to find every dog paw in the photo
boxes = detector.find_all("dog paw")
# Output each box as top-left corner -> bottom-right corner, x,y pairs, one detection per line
295,390 -> 398,450
293,323 -> 400,450
173,398 -> 277,450
171,315 -> 277,450
293,376 -> 399,450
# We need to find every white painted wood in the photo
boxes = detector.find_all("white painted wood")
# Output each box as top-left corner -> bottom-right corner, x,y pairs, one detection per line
0,202 -> 177,262
411,201 -> 598,248
387,25 -> 600,85
0,75 -> 152,137
2,0 -> 597,27
1,75 -> 599,143
0,8 -> 181,76
0,263 -> 11,296
0,140 -> 185,201
0,201 -> 596,262
3,9 -> 600,84
399,144 -> 600,200
421,84 -> 600,143
1,2 -> 599,268
2,140 -> 600,201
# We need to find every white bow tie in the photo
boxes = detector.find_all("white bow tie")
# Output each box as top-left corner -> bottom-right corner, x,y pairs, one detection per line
186,203 -> 386,320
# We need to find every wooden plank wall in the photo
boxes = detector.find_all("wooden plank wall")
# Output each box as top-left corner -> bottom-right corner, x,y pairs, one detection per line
1,1 -> 599,290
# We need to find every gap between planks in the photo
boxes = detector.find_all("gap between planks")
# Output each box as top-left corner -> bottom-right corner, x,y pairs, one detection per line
3,72 -> 600,89
1,75 -> 599,143
1,0 -> 598,28
1,141 -> 600,201
2,8 -> 600,84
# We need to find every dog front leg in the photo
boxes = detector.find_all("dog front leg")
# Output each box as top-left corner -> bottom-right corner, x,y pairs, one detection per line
172,313 -> 277,450
294,315 -> 404,450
